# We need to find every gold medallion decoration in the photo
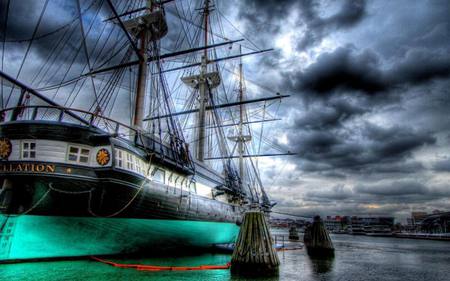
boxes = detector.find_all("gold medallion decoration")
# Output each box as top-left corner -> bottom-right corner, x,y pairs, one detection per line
0,138 -> 12,160
96,148 -> 110,166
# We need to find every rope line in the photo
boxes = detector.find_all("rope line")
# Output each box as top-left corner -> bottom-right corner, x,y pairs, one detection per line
91,256 -> 231,271
88,153 -> 154,218
18,185 -> 52,216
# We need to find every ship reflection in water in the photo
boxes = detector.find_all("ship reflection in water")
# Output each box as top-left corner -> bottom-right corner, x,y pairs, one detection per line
1,231 -> 450,281
307,256 -> 335,275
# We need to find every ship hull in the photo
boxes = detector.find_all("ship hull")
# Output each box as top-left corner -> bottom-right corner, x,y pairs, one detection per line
0,214 -> 239,262
0,121 -> 245,262
0,175 -> 242,262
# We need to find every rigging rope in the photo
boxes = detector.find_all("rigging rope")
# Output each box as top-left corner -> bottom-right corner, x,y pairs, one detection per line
0,0 -> 10,110
216,8 -> 260,52
2,0 -> 99,43
18,185 -> 52,216
76,0 -> 101,113
88,153 -> 154,218
5,0 -> 49,107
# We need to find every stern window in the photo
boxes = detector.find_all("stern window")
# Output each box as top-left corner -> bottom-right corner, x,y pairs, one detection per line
68,146 -> 90,163
22,141 -> 36,159
126,153 -> 134,171
189,182 -> 197,194
115,149 -> 123,168
135,157 -> 142,174
151,168 -> 165,184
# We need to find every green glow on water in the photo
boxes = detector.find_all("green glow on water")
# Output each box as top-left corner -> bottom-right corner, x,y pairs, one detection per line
2,234 -> 450,281
0,215 -> 239,261
0,254 -> 234,281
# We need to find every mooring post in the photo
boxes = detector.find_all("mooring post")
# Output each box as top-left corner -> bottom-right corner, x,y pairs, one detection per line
231,209 -> 280,276
289,225 -> 300,241
304,215 -> 335,257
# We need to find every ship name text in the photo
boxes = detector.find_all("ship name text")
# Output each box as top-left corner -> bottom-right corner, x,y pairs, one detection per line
0,163 -> 56,173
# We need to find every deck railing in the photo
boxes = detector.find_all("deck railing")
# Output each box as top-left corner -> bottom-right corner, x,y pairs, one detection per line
0,105 -> 141,140
0,105 -> 194,173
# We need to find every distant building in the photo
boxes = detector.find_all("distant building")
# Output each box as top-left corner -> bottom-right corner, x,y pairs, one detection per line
322,215 -> 395,234
419,212 -> 450,234
412,212 -> 428,223
407,212 -> 428,231
269,218 -> 306,228
324,216 -> 349,233
348,216 -> 394,235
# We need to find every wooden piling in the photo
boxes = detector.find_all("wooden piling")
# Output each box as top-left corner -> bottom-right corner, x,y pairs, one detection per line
304,216 -> 334,257
288,225 -> 300,241
231,210 -> 280,276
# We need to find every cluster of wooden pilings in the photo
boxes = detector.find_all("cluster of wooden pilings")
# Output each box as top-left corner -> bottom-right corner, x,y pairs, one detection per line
231,210 -> 280,276
230,212 -> 335,277
304,215 -> 335,257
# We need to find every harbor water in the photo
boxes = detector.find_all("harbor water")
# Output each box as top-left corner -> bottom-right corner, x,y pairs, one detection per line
1,230 -> 449,281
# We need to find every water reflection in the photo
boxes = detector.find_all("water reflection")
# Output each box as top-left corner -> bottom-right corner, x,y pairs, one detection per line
307,255 -> 335,275
230,274 -> 279,281
4,235 -> 450,281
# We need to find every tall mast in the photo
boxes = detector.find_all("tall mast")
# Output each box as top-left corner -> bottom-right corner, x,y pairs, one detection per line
132,1 -> 153,128
134,27 -> 148,128
181,0 -> 221,161
225,46 -> 251,182
238,45 -> 244,181
196,0 -> 211,162
128,0 -> 168,128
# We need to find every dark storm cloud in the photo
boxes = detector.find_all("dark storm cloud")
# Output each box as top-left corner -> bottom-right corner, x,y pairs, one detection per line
433,159 -> 450,172
285,46 -> 450,96
320,171 -> 346,179
324,1 -> 366,28
238,0 -> 367,50
363,123 -> 436,158
294,99 -> 368,130
289,122 -> 435,173
300,181 -> 450,208
288,47 -> 384,94
296,0 -> 366,50
351,182 -> 450,206
364,161 -> 424,174
355,181 -> 428,196
305,185 -> 352,201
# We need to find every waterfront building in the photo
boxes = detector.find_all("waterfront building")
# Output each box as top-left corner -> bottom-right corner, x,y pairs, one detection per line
324,216 -> 348,233
419,212 -> 450,234
269,218 -> 306,229
349,216 -> 394,235
407,211 -> 430,232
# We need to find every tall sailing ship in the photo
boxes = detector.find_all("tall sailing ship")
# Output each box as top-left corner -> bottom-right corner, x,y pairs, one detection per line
0,0 -> 289,261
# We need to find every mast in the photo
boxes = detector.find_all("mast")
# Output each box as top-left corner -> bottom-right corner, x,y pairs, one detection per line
238,45 -> 244,181
134,26 -> 148,128
196,0 -> 210,162
123,0 -> 168,128
181,0 -> 220,162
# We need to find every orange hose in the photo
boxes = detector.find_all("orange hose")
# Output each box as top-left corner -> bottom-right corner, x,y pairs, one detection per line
91,256 -> 231,271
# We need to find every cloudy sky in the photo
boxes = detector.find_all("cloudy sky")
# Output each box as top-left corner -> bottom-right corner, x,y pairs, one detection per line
1,0 -> 449,222
229,0 -> 450,221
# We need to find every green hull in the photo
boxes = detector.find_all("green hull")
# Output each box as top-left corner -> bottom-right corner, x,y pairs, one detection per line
0,215 -> 239,261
